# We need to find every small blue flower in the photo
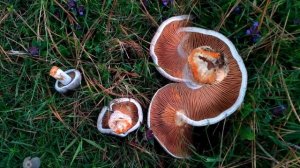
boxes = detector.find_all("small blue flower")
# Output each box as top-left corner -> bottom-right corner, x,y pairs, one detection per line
253,21 -> 259,27
54,9 -> 60,19
27,46 -> 39,56
162,0 -> 173,6
67,0 -> 77,10
142,0 -> 148,6
246,29 -> 251,35
76,5 -> 85,16
272,105 -> 287,116
252,34 -> 261,43
246,21 -> 261,43
146,129 -> 154,140
233,6 -> 241,14
75,24 -> 81,30
293,18 -> 300,25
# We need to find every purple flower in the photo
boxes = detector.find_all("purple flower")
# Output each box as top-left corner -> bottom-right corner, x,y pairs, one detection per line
54,9 -> 60,19
253,21 -> 259,27
67,0 -> 77,10
293,18 -> 300,25
246,21 -> 261,42
246,21 -> 259,35
162,0 -> 173,6
252,34 -> 261,43
233,6 -> 241,14
77,5 -> 85,16
75,24 -> 81,30
142,0 -> 148,6
272,105 -> 287,116
28,46 -> 39,56
146,129 -> 154,140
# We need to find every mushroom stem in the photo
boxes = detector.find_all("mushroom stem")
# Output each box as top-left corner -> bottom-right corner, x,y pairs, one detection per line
175,107 -> 228,127
176,112 -> 208,126
49,66 -> 72,86
108,110 -> 133,134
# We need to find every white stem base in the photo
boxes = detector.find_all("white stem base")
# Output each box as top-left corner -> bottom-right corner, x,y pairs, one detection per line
54,69 -> 72,85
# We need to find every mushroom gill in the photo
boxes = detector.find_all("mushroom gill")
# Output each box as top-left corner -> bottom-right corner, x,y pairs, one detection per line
102,101 -> 139,134
151,15 -> 193,81
148,68 -> 241,158
149,84 -> 193,158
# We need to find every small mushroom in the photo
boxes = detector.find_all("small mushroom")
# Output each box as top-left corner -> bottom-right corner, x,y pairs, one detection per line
49,66 -> 82,94
97,98 -> 143,137
23,157 -> 40,168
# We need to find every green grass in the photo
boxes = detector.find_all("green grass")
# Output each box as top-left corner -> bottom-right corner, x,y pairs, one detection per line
0,0 -> 300,167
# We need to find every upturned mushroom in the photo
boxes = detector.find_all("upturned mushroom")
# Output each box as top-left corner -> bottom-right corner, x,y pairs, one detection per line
97,98 -> 143,137
23,156 -> 41,168
148,15 -> 247,158
49,66 -> 82,94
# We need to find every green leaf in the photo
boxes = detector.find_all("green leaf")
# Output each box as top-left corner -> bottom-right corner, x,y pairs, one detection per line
239,126 -> 255,141
7,5 -> 14,12
240,103 -> 252,119
58,45 -> 71,56
206,156 -> 221,162
83,138 -> 104,150
71,140 -> 83,166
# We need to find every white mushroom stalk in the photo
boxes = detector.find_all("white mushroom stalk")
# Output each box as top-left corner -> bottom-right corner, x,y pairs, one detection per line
50,66 -> 72,85
108,110 -> 133,134
49,66 -> 82,94
97,98 -> 143,137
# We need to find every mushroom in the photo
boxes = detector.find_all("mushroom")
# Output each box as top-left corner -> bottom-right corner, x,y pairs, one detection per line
148,15 -> 247,158
23,156 -> 41,168
97,98 -> 143,137
49,66 -> 82,94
